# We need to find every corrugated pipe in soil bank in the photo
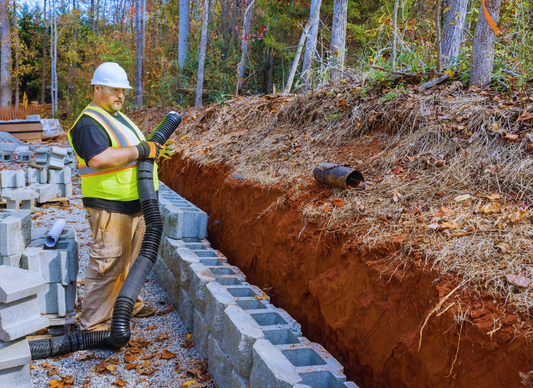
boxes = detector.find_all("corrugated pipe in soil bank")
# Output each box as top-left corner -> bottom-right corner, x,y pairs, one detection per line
29,111 -> 182,360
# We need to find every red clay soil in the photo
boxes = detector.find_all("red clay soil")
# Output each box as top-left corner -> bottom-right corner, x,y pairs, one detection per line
160,154 -> 533,388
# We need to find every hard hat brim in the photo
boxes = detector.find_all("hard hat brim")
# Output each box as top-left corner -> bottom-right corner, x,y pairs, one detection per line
91,80 -> 133,89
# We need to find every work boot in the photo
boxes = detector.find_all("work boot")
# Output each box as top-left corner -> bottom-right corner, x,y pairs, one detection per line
135,305 -> 157,318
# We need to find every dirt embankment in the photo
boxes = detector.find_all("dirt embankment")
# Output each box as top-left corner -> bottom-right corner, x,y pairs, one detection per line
160,155 -> 533,388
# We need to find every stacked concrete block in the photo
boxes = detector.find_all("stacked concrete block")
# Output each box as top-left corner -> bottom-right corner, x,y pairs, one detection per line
49,147 -> 67,170
64,147 -> 74,164
0,338 -> 33,388
35,148 -> 51,166
0,265 -> 48,341
0,143 -> 16,163
27,183 -> 57,203
1,188 -> 39,212
48,167 -> 72,197
0,210 -> 31,267
22,227 -> 79,317
27,167 -> 48,185
159,182 -> 208,239
0,170 -> 26,190
153,184 -> 360,388
16,151 -> 33,163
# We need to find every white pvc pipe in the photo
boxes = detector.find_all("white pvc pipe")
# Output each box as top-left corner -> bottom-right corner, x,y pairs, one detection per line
45,219 -> 67,248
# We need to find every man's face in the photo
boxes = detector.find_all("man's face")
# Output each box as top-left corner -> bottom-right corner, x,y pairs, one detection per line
94,85 -> 128,113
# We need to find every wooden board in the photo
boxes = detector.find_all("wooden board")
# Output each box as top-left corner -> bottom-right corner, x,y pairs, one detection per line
43,313 -> 76,327
0,121 -> 44,141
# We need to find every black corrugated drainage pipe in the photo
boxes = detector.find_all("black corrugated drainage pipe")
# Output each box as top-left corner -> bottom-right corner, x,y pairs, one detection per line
29,111 -> 182,360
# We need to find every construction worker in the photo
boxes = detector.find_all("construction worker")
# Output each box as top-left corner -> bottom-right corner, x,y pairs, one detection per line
69,62 -> 173,332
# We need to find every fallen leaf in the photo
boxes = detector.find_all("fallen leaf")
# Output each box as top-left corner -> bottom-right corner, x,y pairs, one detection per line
124,354 -> 138,363
126,363 -> 137,370
427,223 -> 440,230
161,350 -> 176,359
48,379 -> 64,388
331,198 -> 345,207
440,221 -> 461,230
112,378 -> 127,386
481,202 -> 500,214
141,360 -> 151,368
181,379 -> 197,387
146,325 -> 157,331
454,194 -> 472,202
392,166 -> 404,174
484,193 -> 501,200
392,190 -> 401,203
108,358 -> 119,364
253,293 -> 269,300
520,370 -> 533,385
496,242 -> 510,253
502,132 -> 519,140
155,333 -> 169,341
77,354 -> 93,361
435,207 -> 452,218
322,204 -> 330,212
505,274 -> 531,288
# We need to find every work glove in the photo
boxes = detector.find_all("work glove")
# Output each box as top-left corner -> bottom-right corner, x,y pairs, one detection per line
160,139 -> 176,160
136,141 -> 163,160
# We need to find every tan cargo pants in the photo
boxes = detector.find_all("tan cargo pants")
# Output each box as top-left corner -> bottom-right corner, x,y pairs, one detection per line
80,207 -> 145,331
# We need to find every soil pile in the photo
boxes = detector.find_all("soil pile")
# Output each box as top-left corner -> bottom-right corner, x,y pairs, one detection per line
132,82 -> 533,387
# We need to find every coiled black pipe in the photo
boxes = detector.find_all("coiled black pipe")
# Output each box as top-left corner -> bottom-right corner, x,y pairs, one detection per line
29,111 -> 182,359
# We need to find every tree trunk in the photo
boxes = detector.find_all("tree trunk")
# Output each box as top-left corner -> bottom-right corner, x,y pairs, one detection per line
90,0 -> 95,32
195,0 -> 209,107
41,0 -> 46,104
469,0 -> 502,87
441,0 -> 468,68
235,0 -> 254,95
435,0 -> 442,73
141,0 -> 145,103
96,0 -> 100,35
178,0 -> 190,68
391,0 -> 399,69
0,0 -> 12,107
301,0 -> 321,92
284,0 -> 322,93
135,0 -> 143,107
329,0 -> 347,80
13,0 -> 19,109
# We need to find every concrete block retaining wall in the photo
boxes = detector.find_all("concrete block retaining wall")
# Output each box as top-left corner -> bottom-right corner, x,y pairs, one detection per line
154,183 -> 359,388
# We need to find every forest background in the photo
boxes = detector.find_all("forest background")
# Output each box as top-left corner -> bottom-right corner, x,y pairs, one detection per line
0,0 -> 531,120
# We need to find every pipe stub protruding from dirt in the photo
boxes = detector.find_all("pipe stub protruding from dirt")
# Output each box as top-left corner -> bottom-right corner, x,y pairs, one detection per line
313,163 -> 364,190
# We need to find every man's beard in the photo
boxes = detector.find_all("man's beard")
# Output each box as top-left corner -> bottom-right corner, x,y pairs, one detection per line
111,102 -> 123,112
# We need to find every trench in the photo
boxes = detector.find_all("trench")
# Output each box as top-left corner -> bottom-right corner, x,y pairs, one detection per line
160,153 -> 533,388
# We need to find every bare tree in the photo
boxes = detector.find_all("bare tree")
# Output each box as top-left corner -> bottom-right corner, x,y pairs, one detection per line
13,0 -> 19,109
470,0 -> 502,87
195,0 -> 209,106
441,0 -> 468,69
435,0 -> 442,73
329,0 -> 347,80
235,0 -> 254,95
284,0 -> 322,93
391,0 -> 399,69
178,0 -> 190,68
301,0 -> 321,92
50,0 -> 58,116
41,0 -> 46,104
0,0 -> 12,107
135,0 -> 144,107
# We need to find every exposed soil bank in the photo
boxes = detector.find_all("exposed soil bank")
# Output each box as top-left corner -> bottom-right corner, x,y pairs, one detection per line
160,154 -> 533,388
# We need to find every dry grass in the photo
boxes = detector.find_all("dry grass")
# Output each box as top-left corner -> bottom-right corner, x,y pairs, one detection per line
133,82 -> 533,315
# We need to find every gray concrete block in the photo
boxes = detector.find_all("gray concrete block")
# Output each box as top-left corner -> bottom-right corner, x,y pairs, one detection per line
0,339 -> 32,388
0,266 -> 48,341
174,248 -> 201,292
221,305 -> 265,379
0,252 -> 22,267
207,334 -> 234,388
230,368 -> 251,388
248,308 -> 302,338
161,202 -> 208,239
188,263 -> 216,313
64,147 -> 74,164
38,281 -> 77,316
27,168 -> 48,185
1,188 -> 38,212
30,226 -> 77,245
250,339 -> 302,388
48,168 -> 71,184
0,170 -> 25,189
177,289 -> 194,332
49,147 -> 67,170
28,183 -> 57,203
56,182 -> 73,197
161,204 -> 184,239
21,239 -> 79,285
152,256 -> 180,307
192,308 -> 210,359
205,282 -> 238,340
16,151 -> 33,163
35,148 -> 50,165
0,211 -> 31,257
0,143 -> 17,152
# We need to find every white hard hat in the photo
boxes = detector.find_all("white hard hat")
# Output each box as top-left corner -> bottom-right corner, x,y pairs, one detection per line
91,62 -> 132,89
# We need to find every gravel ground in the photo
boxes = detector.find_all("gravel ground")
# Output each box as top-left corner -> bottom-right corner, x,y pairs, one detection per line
21,140 -> 214,388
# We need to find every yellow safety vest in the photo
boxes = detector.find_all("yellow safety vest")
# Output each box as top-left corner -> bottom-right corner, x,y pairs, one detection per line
68,105 -> 159,202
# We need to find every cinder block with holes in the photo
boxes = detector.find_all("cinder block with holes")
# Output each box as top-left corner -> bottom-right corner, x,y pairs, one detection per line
35,148 -> 50,165
0,266 -> 48,341
27,183 -> 57,203
38,281 -> 77,317
221,305 -> 265,379
0,170 -> 25,189
152,256 -> 180,307
48,168 -> 71,184
177,289 -> 194,332
48,147 -> 67,170
56,182 -> 73,197
0,338 -> 32,388
192,308 -> 210,359
27,168 -> 48,185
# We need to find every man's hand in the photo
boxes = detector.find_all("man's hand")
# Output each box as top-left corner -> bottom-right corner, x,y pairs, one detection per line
136,141 -> 163,160
160,139 -> 176,160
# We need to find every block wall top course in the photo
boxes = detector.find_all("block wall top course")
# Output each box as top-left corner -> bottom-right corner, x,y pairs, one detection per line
0,266 -> 46,303
0,338 -> 31,369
